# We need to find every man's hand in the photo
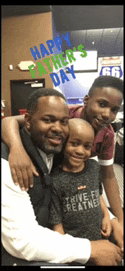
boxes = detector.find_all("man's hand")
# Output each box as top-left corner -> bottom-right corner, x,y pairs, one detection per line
9,146 -> 39,191
90,239 -> 123,266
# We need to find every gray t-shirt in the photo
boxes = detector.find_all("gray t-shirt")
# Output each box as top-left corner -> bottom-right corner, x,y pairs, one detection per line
50,159 -> 102,240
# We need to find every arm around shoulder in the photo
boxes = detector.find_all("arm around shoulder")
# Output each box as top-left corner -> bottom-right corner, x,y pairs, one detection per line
2,115 -> 38,190
2,115 -> 25,148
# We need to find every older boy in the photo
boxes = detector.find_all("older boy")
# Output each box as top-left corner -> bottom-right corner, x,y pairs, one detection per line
68,76 -> 123,226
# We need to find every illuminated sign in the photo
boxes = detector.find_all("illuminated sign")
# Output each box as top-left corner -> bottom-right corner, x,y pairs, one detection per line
99,57 -> 123,78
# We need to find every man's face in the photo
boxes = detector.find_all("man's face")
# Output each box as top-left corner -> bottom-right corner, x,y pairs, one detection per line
83,87 -> 123,132
25,96 -> 69,155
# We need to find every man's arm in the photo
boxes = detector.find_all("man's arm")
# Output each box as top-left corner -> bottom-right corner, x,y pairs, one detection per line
2,158 -> 90,264
101,165 -> 123,224
90,240 -> 122,266
2,116 -> 38,190
2,159 -> 123,265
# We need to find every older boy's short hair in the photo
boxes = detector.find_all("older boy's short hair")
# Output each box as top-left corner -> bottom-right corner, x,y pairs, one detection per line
88,76 -> 123,96
27,88 -> 66,114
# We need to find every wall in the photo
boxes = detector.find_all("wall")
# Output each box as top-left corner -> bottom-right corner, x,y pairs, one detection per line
2,12 -> 53,116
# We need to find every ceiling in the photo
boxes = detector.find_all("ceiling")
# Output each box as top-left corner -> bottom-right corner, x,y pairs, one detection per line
2,5 -> 123,56
1,5 -> 52,17
65,28 -> 123,57
2,5 -> 123,31
52,5 -> 123,32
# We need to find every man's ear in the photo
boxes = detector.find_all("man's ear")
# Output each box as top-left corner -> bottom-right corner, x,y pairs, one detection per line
25,112 -> 31,132
84,95 -> 90,107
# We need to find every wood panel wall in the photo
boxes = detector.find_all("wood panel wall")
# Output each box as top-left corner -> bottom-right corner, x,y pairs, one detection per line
2,12 -> 53,116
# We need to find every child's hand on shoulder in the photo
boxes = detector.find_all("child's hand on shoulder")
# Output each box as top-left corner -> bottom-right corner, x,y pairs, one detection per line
101,215 -> 112,238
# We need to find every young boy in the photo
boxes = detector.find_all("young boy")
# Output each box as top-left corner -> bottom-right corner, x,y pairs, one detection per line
49,119 -> 124,265
49,118 -> 111,240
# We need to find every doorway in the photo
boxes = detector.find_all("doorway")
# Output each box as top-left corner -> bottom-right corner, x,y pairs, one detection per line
10,79 -> 45,115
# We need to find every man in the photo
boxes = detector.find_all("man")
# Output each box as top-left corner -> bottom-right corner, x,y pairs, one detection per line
2,88 -> 123,266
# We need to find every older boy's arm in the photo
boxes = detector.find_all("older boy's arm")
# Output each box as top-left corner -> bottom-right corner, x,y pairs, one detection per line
111,218 -> 124,252
100,195 -> 111,237
2,115 -> 25,147
2,116 -> 38,190
101,165 -> 123,225
100,195 -> 110,217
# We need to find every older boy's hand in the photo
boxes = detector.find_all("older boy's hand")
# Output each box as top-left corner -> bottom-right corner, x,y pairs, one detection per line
101,215 -> 112,238
111,218 -> 124,253
9,146 -> 39,191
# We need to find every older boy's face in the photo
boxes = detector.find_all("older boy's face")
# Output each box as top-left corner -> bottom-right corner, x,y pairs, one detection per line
26,96 -> 69,154
83,87 -> 123,132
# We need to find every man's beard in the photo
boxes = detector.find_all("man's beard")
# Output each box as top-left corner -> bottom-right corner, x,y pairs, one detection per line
37,140 -> 63,155
31,133 -> 65,155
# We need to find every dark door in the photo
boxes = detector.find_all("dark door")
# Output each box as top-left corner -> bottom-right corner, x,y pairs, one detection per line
11,79 -> 45,115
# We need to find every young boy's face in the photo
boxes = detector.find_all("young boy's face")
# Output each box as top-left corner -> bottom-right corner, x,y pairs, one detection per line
83,87 -> 123,132
64,121 -> 95,171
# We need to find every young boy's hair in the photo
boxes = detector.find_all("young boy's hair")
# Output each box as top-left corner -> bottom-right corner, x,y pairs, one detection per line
88,76 -> 123,97
69,118 -> 95,136
27,88 -> 67,114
